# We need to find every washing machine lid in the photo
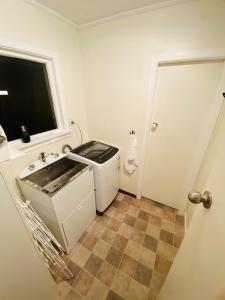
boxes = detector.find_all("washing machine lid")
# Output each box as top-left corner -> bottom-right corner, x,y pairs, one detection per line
71,141 -> 118,164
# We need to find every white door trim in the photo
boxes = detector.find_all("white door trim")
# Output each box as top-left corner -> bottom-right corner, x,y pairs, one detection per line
136,50 -> 225,213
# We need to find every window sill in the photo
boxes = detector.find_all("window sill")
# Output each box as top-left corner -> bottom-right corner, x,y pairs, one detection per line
8,129 -> 71,160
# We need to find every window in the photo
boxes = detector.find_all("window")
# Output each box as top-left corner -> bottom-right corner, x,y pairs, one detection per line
0,40 -> 69,152
0,55 -> 57,141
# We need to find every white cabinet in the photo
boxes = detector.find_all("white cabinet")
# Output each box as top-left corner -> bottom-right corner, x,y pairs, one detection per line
19,165 -> 96,254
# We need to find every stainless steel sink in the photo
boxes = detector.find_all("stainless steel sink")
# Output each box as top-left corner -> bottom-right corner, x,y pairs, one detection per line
22,157 -> 88,196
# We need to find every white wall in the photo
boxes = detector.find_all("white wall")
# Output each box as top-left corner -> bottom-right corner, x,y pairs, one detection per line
0,0 -> 88,190
79,0 -> 225,195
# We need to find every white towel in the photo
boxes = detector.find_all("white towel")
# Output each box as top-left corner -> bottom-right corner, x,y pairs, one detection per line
124,134 -> 139,174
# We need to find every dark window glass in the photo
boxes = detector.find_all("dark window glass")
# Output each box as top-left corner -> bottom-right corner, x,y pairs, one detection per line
0,55 -> 57,141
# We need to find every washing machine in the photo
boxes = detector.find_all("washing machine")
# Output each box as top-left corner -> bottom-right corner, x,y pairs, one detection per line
68,141 -> 120,214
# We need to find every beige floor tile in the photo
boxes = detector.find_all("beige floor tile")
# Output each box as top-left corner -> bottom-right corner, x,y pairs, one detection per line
57,280 -> 71,299
127,279 -> 149,300
88,222 -> 105,238
154,255 -> 171,274
157,240 -> 177,261
146,223 -> 160,239
113,234 -> 128,252
93,239 -> 111,260
127,204 -> 139,218
134,218 -> 148,232
118,223 -> 135,239
161,220 -> 175,233
101,228 -> 117,245
125,240 -> 142,261
71,245 -> 91,268
150,271 -> 166,295
82,234 -> 98,251
131,229 -> 145,244
119,254 -> 138,277
111,269 -> 131,299
74,269 -> 94,297
139,247 -> 156,269
116,193 -> 125,202
64,289 -> 83,300
86,278 -> 109,300
107,217 -> 121,232
96,261 -> 117,287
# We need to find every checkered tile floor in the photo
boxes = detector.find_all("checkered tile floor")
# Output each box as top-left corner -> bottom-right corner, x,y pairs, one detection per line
57,192 -> 184,300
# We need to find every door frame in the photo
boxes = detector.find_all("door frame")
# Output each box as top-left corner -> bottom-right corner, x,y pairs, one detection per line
136,50 -> 225,213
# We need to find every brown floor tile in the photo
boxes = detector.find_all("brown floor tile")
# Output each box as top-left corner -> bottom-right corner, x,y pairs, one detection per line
134,262 -> 152,287
149,271 -> 166,298
174,222 -> 185,236
125,240 -> 142,261
67,261 -> 81,286
101,228 -> 117,245
173,234 -> 183,248
106,247 -> 123,268
138,210 -> 150,222
74,269 -> 94,297
131,229 -> 145,244
134,219 -> 147,232
86,278 -> 109,300
143,235 -> 158,252
123,214 -> 136,227
71,245 -> 91,268
127,204 -> 139,218
57,280 -> 71,299
119,254 -> 138,277
107,218 -> 121,232
112,200 -> 121,208
82,234 -> 98,251
64,289 -> 83,300
113,234 -> 128,252
107,290 -> 125,300
176,214 -> 185,225
146,223 -> 160,239
84,253 -> 103,276
93,239 -> 111,260
149,215 -> 161,227
111,269 -> 131,298
127,279 -> 149,300
160,229 -> 173,245
97,214 -> 111,227
88,222 -> 105,238
139,247 -> 156,270
163,210 -> 176,223
154,255 -> 171,274
96,261 -> 117,287
117,201 -> 129,213
118,223 -> 135,239
157,240 -> 177,261
161,220 -> 175,233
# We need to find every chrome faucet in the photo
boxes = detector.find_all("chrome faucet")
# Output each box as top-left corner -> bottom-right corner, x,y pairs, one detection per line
40,152 -> 47,162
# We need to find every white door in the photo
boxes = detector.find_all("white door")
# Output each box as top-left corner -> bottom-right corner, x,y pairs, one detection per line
158,102 -> 225,300
142,61 -> 224,211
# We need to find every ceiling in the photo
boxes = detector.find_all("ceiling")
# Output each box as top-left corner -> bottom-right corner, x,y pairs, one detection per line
33,0 -> 182,27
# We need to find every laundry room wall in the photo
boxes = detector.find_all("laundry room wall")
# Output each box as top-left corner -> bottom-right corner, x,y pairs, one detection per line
78,0 -> 225,197
0,0 -> 88,192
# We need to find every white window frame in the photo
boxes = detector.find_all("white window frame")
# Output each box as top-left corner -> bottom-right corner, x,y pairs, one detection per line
0,39 -> 70,152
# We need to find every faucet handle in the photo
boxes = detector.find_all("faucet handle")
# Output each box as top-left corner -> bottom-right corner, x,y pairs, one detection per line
40,152 -> 46,162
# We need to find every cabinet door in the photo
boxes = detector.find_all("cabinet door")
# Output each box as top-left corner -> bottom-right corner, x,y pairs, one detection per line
53,168 -> 94,222
62,190 -> 96,253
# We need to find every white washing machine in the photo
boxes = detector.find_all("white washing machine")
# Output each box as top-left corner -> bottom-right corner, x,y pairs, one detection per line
68,141 -> 120,214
